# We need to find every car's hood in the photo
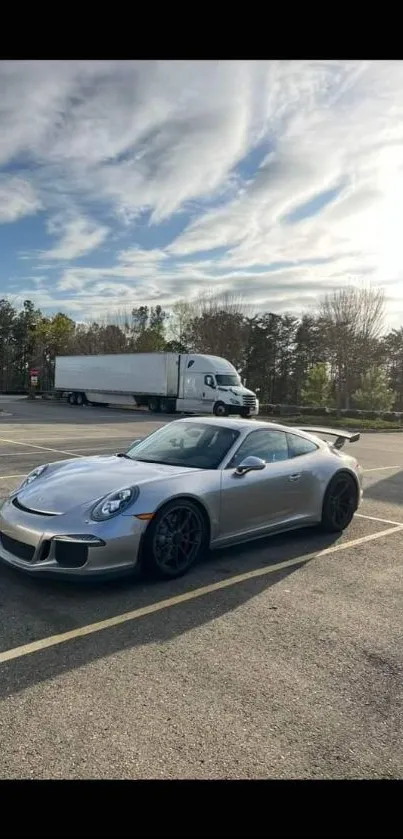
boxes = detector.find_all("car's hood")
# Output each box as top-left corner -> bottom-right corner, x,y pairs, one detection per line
15,456 -> 200,515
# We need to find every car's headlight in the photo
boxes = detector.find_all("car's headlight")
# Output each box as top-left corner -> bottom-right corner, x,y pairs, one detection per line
91,486 -> 139,522
230,398 -> 241,405
18,464 -> 48,491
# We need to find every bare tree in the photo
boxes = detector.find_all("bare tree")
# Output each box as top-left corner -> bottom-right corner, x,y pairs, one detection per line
187,291 -> 250,366
320,285 -> 385,408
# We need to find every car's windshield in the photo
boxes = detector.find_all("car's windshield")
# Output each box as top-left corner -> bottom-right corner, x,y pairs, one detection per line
126,422 -> 240,469
216,374 -> 240,387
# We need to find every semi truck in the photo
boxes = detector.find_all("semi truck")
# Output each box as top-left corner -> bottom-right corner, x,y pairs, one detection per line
54,352 -> 259,417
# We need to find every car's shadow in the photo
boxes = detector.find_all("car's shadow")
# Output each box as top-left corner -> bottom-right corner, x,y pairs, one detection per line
0,525 -> 345,701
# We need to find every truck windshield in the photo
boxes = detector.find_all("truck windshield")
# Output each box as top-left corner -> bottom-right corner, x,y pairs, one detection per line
216,374 -> 240,387
126,422 -> 240,469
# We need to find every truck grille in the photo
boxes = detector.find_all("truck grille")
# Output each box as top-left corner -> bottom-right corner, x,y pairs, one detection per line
0,532 -> 35,562
243,395 -> 256,409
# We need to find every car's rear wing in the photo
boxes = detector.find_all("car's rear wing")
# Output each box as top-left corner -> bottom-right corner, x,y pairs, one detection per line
296,426 -> 360,450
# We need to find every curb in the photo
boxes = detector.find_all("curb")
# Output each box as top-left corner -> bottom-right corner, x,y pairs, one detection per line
5,400 -> 403,432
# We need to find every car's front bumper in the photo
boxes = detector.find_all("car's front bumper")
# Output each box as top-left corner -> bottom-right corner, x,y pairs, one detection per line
0,497 -> 148,578
226,401 -> 259,416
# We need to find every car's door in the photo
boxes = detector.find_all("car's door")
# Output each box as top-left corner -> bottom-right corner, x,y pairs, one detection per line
218,428 -> 316,542
285,430 -> 322,516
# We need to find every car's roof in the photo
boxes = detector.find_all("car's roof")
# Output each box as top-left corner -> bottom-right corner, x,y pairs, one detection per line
173,416 -> 299,434
173,416 -> 329,447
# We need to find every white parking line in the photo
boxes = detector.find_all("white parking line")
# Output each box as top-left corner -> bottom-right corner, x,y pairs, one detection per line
0,437 -> 83,458
0,446 -> 122,456
355,513 -> 403,526
0,524 -> 401,666
0,436 -> 139,444
363,465 -> 403,473
0,453 -> 44,457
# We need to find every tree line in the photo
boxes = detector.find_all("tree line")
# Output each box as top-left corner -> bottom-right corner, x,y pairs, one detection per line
0,286 -> 402,411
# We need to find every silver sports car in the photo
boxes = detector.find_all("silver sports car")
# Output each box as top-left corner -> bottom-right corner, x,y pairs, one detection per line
0,417 -> 363,581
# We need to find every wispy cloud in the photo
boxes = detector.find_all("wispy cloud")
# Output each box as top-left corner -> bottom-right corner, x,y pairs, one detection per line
41,214 -> 109,261
0,176 -> 41,223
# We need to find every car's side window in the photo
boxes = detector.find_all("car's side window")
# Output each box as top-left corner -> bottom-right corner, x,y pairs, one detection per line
227,430 -> 289,468
286,432 -> 318,459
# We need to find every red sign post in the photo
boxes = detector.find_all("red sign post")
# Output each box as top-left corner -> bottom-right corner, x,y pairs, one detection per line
29,368 -> 39,391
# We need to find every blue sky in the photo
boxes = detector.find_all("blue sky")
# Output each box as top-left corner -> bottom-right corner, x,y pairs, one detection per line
1,60 -> 403,326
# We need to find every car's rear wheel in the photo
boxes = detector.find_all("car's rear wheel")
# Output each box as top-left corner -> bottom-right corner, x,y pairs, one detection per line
321,472 -> 358,532
142,499 -> 208,579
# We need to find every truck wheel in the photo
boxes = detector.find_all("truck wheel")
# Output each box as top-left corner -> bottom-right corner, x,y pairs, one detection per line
160,398 -> 175,414
75,392 -> 85,406
149,398 -> 161,413
213,401 -> 228,417
68,393 -> 76,405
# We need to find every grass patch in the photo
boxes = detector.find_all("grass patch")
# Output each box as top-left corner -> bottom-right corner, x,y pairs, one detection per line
259,413 -> 403,430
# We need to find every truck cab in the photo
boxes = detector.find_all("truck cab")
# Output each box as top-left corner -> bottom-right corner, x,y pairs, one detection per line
178,354 -> 259,417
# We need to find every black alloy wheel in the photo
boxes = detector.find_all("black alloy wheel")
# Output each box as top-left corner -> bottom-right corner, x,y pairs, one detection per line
143,499 -> 208,579
321,472 -> 357,532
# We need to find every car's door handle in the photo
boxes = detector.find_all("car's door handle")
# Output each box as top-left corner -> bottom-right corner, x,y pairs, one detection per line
288,473 -> 301,482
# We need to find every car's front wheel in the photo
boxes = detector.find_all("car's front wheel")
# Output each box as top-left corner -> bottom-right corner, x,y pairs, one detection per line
213,401 -> 228,417
142,499 -> 209,579
321,472 -> 358,532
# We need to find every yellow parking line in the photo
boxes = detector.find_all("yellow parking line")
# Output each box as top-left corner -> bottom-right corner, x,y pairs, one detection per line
0,524 -> 401,666
0,474 -> 28,480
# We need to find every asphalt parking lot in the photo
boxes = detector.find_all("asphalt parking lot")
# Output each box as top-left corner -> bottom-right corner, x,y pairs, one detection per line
0,397 -> 402,780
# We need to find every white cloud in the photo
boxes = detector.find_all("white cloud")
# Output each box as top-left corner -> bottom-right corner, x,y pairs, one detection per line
41,215 -> 109,261
1,60 -> 403,326
0,176 -> 41,223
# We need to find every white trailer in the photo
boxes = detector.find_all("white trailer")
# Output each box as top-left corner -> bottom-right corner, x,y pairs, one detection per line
54,352 -> 259,417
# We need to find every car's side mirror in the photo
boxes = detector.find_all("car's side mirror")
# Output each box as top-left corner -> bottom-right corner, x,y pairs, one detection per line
233,456 -> 266,476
